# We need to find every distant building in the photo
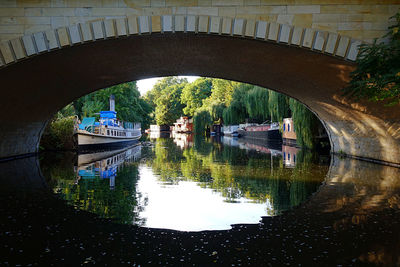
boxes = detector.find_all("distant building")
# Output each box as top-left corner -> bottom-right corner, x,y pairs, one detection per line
150,124 -> 170,132
172,117 -> 193,133
282,118 -> 297,146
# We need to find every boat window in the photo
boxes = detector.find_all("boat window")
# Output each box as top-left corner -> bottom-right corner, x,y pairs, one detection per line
107,130 -> 110,135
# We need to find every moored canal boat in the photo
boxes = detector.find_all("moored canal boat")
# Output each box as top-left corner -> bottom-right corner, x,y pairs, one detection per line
75,95 -> 141,150
237,122 -> 281,142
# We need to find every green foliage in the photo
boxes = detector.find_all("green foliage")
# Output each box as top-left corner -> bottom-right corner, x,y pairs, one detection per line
143,77 -> 188,125
268,90 -> 290,122
40,116 -> 77,150
289,99 -> 320,149
181,78 -> 212,116
193,109 -> 213,134
344,12 -> 400,105
244,86 -> 270,121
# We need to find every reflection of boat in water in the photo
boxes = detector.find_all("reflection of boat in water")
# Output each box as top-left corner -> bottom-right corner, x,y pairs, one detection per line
171,132 -> 193,149
75,95 -> 141,150
76,145 -> 142,189
236,138 -> 282,156
149,131 -> 170,139
222,136 -> 239,147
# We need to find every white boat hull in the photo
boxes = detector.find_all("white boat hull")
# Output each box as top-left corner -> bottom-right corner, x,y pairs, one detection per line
76,131 -> 141,150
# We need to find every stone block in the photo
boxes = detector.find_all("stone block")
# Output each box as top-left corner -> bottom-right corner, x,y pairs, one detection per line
244,19 -> 256,37
42,7 -> 74,16
212,0 -> 243,6
104,19 -> 115,37
139,16 -> 150,33
288,5 -> 320,14
210,16 -> 221,34
51,16 -> 69,29
16,0 -> 50,7
150,0 -> 165,7
313,31 -> 327,51
22,35 -> 36,56
267,22 -> 279,41
292,14 -> 312,28
0,8 -> 24,17
24,24 -> 51,34
277,14 -> 294,25
290,26 -> 303,45
33,31 -> 47,52
166,0 -> 196,6
174,15 -> 184,32
79,22 -> 92,41
127,16 -> 138,34
115,18 -> 127,36
198,16 -> 209,33
186,15 -> 196,32
10,38 -> 25,59
325,32 -> 338,54
44,29 -> 58,49
0,25 -> 24,34
221,17 -> 232,35
0,41 -> 14,64
233,18 -> 244,36
68,24 -> 81,44
256,20 -> 267,39
151,16 -> 161,32
187,7 -> 218,16
91,20 -> 104,39
302,28 -> 315,48
218,7 -> 235,18
335,35 -> 350,57
279,24 -> 291,43
347,40 -> 361,61
162,15 -> 172,32
56,27 -> 70,46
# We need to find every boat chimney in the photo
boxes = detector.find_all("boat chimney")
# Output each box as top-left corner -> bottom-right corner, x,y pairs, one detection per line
109,95 -> 115,112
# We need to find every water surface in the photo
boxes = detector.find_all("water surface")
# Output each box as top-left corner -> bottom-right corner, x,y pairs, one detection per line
41,134 -> 328,231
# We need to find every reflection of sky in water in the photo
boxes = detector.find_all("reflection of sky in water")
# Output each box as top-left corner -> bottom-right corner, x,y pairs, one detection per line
137,166 -> 272,231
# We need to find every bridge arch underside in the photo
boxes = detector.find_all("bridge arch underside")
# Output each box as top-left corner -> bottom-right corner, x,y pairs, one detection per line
0,33 -> 399,165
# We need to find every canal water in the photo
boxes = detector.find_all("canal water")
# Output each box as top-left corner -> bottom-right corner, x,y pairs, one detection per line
2,133 -> 400,265
40,134 -> 328,231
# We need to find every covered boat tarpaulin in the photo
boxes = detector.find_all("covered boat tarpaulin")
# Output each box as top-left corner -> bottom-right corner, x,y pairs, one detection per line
79,117 -> 96,130
100,111 -> 117,119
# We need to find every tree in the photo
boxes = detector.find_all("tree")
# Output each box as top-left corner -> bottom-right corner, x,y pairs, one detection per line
344,12 -> 400,106
244,86 -> 270,122
154,83 -> 186,125
181,78 -> 212,116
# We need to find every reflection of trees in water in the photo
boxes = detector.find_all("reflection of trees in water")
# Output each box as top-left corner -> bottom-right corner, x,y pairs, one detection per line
149,137 -> 327,215
41,154 -> 145,226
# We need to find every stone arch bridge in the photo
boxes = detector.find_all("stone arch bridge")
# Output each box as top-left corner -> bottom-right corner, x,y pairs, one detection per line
0,0 -> 399,166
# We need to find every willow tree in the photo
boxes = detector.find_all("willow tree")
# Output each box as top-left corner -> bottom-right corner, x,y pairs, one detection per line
193,109 -> 213,134
181,78 -> 212,116
289,99 -> 319,149
268,91 -> 290,122
244,87 -> 270,122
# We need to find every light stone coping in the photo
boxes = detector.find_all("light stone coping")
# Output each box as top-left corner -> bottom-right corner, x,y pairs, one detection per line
162,16 -> 173,33
139,16 -> 150,34
0,15 -> 362,69
198,16 -> 209,33
45,29 -> 59,50
116,18 -> 127,36
233,19 -> 244,36
210,16 -> 221,34
33,32 -> 47,52
268,22 -> 279,41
